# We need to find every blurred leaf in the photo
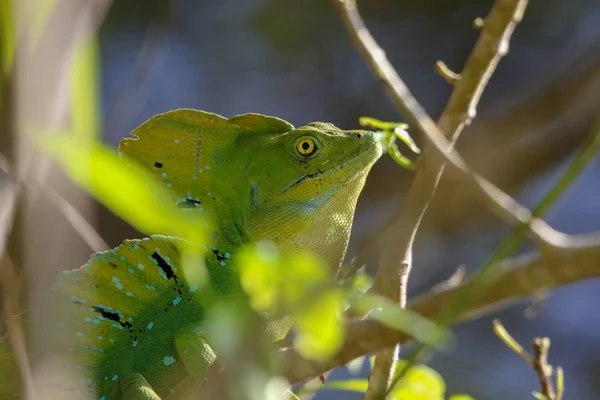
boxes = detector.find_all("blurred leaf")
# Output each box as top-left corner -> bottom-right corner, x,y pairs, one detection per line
318,378 -> 368,393
71,39 -> 100,143
237,242 -> 330,315
354,294 -> 452,349
237,242 -> 345,360
350,268 -> 373,295
35,133 -> 210,243
0,0 -> 14,74
306,360 -> 474,400
389,360 -> 445,400
295,289 -> 346,361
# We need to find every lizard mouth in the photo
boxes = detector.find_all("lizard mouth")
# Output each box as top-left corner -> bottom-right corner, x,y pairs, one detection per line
281,141 -> 381,193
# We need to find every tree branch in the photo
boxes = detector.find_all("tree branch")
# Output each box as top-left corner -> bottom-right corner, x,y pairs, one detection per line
330,0 -> 530,396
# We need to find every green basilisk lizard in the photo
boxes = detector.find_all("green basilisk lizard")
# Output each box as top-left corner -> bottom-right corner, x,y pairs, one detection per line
0,109 -> 383,399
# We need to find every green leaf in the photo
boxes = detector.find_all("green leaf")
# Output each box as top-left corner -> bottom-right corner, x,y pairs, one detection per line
237,242 -> 331,315
354,294 -> 452,349
294,289 -> 346,361
0,0 -> 14,74
317,378 -> 368,393
389,361 -> 445,400
359,116 -> 408,131
393,126 -> 420,154
350,268 -> 373,294
35,133 -> 210,243
70,39 -> 100,143
237,242 -> 345,360
359,116 -> 420,169
388,142 -> 416,170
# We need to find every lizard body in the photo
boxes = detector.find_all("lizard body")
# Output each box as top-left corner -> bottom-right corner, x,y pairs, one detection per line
0,110 -> 382,399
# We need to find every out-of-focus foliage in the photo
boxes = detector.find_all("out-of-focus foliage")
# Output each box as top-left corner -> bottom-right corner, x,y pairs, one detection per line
70,39 -> 101,143
310,359 -> 474,400
353,293 -> 451,349
37,134 -> 211,243
0,0 -> 13,75
237,242 -> 346,361
238,242 -> 450,362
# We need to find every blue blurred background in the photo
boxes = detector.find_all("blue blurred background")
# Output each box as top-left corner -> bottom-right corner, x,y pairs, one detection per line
19,0 -> 600,398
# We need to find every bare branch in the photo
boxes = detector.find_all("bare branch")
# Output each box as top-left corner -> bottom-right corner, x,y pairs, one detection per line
494,319 -> 562,400
330,0 -> 531,396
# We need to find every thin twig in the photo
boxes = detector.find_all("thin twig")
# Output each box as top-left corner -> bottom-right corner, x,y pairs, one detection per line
532,337 -> 556,400
494,319 -> 560,400
0,161 -> 109,253
492,319 -> 533,365
435,61 -> 461,85
330,0 -> 530,396
0,254 -> 35,398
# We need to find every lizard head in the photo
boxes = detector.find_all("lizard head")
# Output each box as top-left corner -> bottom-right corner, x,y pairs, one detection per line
241,121 -> 383,270
120,110 -> 382,271
244,121 -> 381,204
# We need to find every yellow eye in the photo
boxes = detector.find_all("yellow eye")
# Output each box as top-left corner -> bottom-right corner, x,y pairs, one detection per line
296,138 -> 316,155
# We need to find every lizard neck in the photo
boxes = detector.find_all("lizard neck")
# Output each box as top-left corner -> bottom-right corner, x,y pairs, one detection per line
245,172 -> 369,273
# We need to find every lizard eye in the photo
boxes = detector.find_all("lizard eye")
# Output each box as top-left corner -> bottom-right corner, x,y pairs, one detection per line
296,138 -> 316,156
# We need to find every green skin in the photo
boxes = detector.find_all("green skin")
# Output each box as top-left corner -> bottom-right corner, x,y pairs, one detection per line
0,110 -> 382,399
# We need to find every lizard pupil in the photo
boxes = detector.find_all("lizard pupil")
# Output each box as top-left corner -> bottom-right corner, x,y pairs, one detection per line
302,142 -> 310,150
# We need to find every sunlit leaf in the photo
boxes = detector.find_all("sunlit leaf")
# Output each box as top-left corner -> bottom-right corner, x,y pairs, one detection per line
0,0 -> 14,74
36,133 -> 210,243
354,294 -> 451,348
317,378 -> 368,393
237,242 -> 280,312
359,116 -> 419,153
237,242 -> 345,360
389,360 -> 445,400
71,39 -> 100,143
237,242 -> 330,315
359,116 -> 420,169
350,268 -> 373,295
295,289 -> 346,360
359,116 -> 408,131
388,142 -> 416,169
393,126 -> 420,154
